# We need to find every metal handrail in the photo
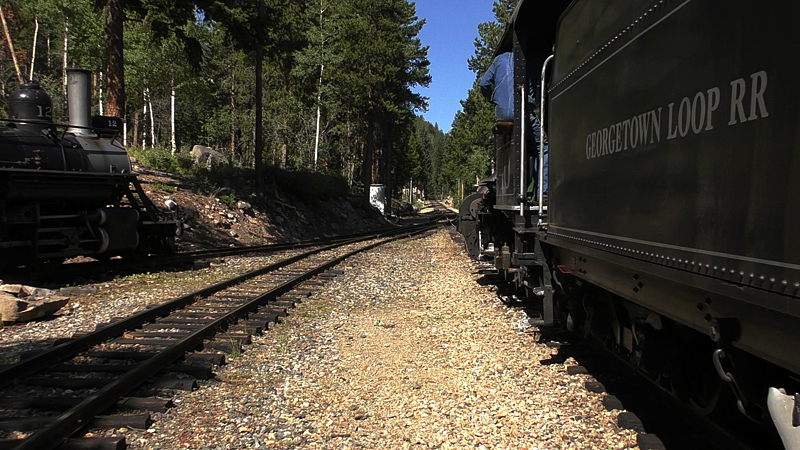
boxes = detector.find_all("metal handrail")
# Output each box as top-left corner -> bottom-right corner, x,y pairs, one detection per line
539,54 -> 554,220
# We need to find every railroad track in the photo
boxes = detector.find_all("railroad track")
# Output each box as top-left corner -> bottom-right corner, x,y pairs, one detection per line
0,222 -> 437,450
1,210 -> 449,282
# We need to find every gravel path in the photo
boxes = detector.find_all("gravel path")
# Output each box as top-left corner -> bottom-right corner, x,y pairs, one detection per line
119,229 -> 636,449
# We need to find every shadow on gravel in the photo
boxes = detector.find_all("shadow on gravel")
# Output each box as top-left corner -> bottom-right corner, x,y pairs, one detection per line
0,338 -> 62,365
533,325 -> 773,450
467,259 -> 775,450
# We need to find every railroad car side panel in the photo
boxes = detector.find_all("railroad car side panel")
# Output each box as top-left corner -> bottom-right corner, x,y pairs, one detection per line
548,0 -> 800,303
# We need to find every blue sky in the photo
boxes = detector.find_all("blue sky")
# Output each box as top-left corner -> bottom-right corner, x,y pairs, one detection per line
412,0 -> 497,132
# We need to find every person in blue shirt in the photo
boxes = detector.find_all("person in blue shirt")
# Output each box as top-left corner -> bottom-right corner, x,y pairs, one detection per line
480,52 -> 548,200
479,52 -> 514,122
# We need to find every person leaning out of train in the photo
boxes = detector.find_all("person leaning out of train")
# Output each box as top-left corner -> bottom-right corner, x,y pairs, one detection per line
479,52 -> 514,122
479,52 -> 548,204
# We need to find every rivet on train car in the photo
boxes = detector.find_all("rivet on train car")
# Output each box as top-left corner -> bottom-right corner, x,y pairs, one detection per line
696,303 -> 704,312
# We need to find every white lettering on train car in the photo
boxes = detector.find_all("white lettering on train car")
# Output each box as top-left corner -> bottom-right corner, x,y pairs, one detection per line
585,71 -> 769,160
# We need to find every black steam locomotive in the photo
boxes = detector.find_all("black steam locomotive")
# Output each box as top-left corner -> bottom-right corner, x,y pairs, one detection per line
459,0 -> 800,445
0,70 -> 178,270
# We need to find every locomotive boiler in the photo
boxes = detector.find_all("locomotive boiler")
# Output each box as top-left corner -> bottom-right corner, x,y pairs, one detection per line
459,0 -> 800,446
0,70 -> 178,270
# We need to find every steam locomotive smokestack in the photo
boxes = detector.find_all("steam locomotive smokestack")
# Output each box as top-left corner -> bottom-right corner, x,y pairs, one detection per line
67,69 -> 92,135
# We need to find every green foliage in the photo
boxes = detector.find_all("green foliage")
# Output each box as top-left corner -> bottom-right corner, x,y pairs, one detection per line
412,116 -> 446,199
467,0 -> 517,75
128,147 -> 194,175
0,0 -> 431,209
437,0 -> 515,200
215,190 -> 237,208
150,182 -> 177,193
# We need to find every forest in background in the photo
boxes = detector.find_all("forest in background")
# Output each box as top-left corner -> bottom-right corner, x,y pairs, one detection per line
0,0 -> 512,205
443,0 -> 517,201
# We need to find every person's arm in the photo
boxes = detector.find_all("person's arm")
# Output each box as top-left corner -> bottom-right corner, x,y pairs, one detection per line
479,61 -> 496,101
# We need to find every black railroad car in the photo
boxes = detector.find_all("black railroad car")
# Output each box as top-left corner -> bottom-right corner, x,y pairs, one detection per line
459,0 -> 800,445
0,70 -> 179,269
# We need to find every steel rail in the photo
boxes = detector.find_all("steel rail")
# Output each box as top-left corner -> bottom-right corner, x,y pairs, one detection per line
0,222 -> 432,389
10,222 -> 436,450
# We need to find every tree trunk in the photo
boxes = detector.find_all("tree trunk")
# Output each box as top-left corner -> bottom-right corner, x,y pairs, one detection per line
141,89 -> 147,148
98,70 -> 104,115
132,111 -> 139,148
170,71 -> 176,154
147,88 -> 154,148
29,17 -> 38,80
104,0 -> 124,117
0,3 -> 22,84
362,114 -> 375,208
313,66 -> 322,170
384,121 -> 394,217
253,0 -> 265,187
62,20 -> 67,97
313,0 -> 325,171
229,77 -> 235,159
255,46 -> 264,177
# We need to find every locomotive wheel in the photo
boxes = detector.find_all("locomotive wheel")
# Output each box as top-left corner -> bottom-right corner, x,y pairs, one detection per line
686,368 -> 724,416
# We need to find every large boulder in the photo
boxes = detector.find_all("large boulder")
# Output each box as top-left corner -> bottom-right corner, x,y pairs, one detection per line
189,145 -> 226,170
0,284 -> 69,324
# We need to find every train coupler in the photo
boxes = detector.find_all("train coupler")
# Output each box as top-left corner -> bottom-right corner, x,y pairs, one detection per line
711,348 -> 761,422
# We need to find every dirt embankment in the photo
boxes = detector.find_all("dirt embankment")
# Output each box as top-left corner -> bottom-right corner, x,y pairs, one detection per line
135,167 -> 390,251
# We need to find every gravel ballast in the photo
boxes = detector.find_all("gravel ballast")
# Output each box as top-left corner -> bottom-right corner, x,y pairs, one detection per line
115,229 -> 637,449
